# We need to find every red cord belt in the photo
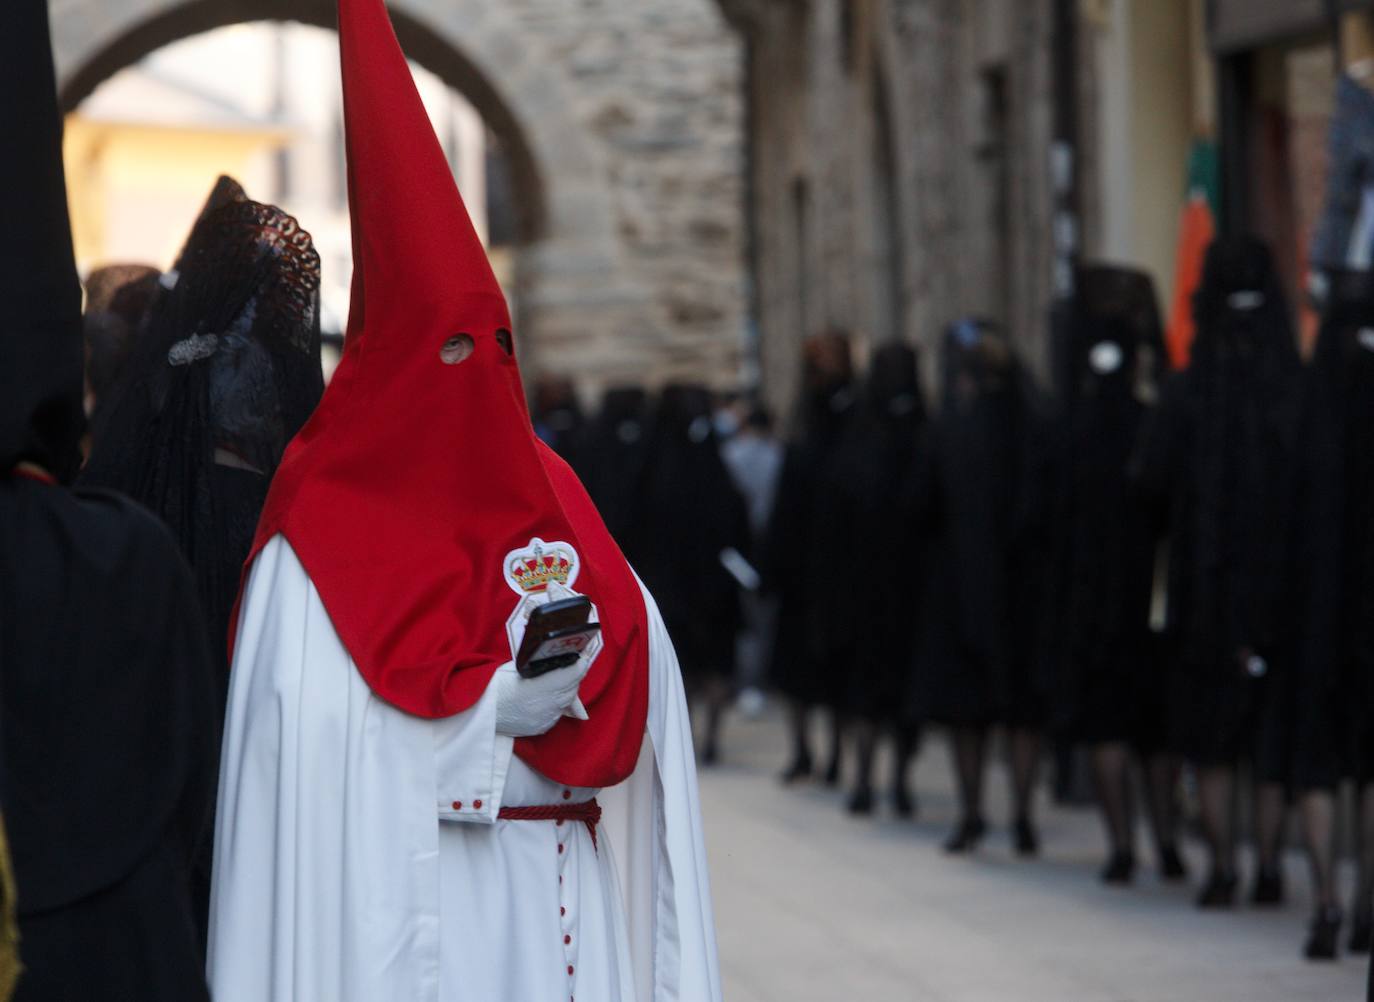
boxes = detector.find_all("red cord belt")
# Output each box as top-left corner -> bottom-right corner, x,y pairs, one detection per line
498,798 -> 602,850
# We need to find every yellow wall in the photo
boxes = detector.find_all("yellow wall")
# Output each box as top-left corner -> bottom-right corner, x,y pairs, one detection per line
64,116 -> 288,275
1091,0 -> 1209,309
1127,0 -> 1197,309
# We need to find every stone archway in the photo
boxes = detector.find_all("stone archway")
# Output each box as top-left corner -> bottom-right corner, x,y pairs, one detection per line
49,0 -> 732,390
50,0 -> 749,394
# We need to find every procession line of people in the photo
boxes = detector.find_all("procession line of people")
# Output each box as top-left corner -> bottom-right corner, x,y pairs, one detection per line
753,245 -> 1374,969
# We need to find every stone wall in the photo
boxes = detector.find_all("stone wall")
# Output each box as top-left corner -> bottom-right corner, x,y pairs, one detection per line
728,0 -> 1060,420
49,0 -> 748,400
499,0 -> 748,391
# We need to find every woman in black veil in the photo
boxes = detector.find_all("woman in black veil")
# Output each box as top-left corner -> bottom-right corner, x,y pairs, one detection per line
82,175 -> 324,687
634,383 -> 751,763
578,386 -> 653,565
913,320 -> 1048,854
1055,265 -> 1186,883
1133,236 -> 1301,909
767,331 -> 859,785
840,342 -> 926,816
1290,270 -> 1374,958
80,176 -> 324,946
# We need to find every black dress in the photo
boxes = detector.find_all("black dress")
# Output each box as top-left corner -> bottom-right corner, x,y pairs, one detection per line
1,479 -> 217,1002
912,323 -> 1048,727
1290,270 -> 1374,789
765,384 -> 859,707
837,343 -> 927,725
1054,267 -> 1166,746
578,387 -> 653,567
1132,237 -> 1300,772
634,384 -> 750,683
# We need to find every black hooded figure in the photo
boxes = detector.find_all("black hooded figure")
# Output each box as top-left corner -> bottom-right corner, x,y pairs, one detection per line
1133,235 -> 1301,910
578,386 -> 653,566
911,319 -> 1048,855
837,342 -> 926,817
766,331 -> 859,786
633,383 -> 751,763
1054,265 -> 1186,885
0,3 -> 217,998
1289,270 -> 1374,958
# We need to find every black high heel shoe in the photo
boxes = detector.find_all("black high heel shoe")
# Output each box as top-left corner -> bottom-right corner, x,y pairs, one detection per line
891,784 -> 916,819
1251,864 -> 1285,907
822,754 -> 842,788
1305,907 -> 1342,961
1012,816 -> 1039,857
1196,868 -> 1238,909
1158,844 -> 1188,882
1349,910 -> 1372,954
943,816 -> 987,854
779,751 -> 812,785
846,785 -> 874,816
1101,850 -> 1136,885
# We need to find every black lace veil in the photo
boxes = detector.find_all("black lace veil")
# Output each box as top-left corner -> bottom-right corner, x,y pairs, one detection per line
81,176 -> 324,668
1186,235 -> 1300,660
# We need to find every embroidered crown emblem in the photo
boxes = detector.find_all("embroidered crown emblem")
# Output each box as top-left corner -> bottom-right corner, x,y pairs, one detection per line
507,538 -> 576,593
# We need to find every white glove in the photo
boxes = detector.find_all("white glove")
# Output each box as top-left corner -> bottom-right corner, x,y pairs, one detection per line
494,659 -> 591,738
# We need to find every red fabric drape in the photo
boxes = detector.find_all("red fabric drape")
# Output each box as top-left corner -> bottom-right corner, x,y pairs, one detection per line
235,0 -> 649,789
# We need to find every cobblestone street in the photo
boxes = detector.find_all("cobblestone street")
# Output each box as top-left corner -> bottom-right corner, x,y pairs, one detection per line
698,709 -> 1367,1002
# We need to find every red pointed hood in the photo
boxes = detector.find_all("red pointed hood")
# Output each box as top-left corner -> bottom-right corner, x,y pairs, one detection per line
242,0 -> 649,788
336,0 -> 510,352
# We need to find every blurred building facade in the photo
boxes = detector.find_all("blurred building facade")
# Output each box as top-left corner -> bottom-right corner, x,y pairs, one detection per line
726,0 -> 1374,418
49,0 -> 747,396
1081,0 -> 1374,352
41,0 -> 1374,416
64,22 -> 492,337
724,0 -> 1065,412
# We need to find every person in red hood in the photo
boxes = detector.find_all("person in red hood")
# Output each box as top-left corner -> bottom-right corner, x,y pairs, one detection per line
205,2 -> 721,999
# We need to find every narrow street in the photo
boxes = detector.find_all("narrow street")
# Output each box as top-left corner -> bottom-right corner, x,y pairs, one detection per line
699,709 -> 1367,1002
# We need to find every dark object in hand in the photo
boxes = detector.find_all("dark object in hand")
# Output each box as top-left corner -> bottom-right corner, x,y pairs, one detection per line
515,596 -> 601,678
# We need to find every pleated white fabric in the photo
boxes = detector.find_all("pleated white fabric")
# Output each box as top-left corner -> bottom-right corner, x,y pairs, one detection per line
207,535 -> 721,1002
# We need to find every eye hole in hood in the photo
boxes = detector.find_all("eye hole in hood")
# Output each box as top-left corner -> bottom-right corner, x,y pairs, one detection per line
439,333 -> 474,365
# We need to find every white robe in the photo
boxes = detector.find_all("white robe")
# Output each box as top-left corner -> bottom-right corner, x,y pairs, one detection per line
207,536 -> 721,1002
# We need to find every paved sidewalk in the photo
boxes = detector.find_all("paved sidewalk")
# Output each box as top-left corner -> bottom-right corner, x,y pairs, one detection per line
697,708 -> 1367,1002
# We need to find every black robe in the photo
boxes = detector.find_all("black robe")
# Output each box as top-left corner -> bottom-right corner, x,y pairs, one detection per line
633,385 -> 750,683
0,6 -> 218,996
0,0 -> 83,485
911,328 -> 1050,727
1053,267 -> 1166,745
1132,236 -> 1300,771
765,385 -> 860,706
578,387 -> 653,567
1,480 -> 217,1001
1289,270 -> 1374,788
835,344 -> 927,724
